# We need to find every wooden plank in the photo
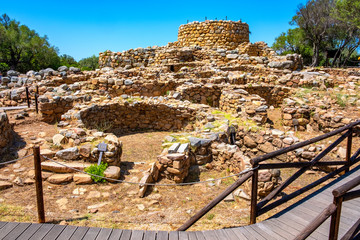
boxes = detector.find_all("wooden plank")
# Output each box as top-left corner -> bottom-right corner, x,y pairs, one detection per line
108,229 -> 123,240
69,226 -> 89,240
144,230 -> 157,240
169,231 -> 179,240
0,222 -> 19,239
232,227 -> 254,240
130,230 -> 144,240
214,229 -> 230,240
267,219 -> 317,240
194,231 -> 205,240
276,212 -> 327,239
202,230 -> 218,240
43,224 -> 66,240
0,221 -> 7,229
285,208 -> 332,235
16,223 -> 42,240
82,227 -> 101,240
221,229 -> 244,240
301,199 -> 356,227
96,228 -> 113,240
120,229 -> 132,240
248,224 -> 280,240
179,231 -> 189,240
29,224 -> 54,240
156,231 -> 168,240
275,216 -> 323,240
2,222 -> 31,240
56,225 -> 78,240
187,231 -> 198,240
261,221 -> 297,240
242,226 -> 266,240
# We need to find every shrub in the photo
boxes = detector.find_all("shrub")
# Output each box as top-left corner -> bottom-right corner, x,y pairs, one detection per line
85,162 -> 108,183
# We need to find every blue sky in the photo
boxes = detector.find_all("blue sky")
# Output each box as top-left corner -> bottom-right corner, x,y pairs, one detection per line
1,0 -> 307,61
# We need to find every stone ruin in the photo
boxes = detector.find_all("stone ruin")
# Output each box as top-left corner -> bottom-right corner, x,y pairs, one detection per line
1,20 -> 359,199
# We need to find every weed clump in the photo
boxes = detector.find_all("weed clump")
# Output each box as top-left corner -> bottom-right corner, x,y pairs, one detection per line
85,162 -> 108,183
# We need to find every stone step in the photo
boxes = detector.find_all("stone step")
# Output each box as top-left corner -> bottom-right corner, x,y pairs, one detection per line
41,161 -> 92,173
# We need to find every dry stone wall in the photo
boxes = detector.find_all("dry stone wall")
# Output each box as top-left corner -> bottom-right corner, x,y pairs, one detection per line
77,100 -> 199,133
0,111 -> 13,153
219,89 -> 268,124
177,20 -> 249,49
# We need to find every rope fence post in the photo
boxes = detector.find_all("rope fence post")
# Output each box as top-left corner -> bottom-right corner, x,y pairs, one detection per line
35,93 -> 38,114
25,87 -> 30,108
33,146 -> 45,223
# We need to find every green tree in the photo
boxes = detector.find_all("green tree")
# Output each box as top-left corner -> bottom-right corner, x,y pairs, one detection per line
272,28 -> 313,65
78,55 -> 99,70
292,0 -> 335,66
335,0 -> 360,29
59,54 -> 79,67
273,0 -> 360,67
0,14 -> 60,72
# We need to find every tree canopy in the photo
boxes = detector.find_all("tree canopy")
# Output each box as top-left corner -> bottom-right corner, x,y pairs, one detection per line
272,0 -> 360,67
0,14 -> 99,73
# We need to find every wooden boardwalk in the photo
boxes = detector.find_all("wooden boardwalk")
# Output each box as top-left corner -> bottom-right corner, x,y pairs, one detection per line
0,165 -> 359,240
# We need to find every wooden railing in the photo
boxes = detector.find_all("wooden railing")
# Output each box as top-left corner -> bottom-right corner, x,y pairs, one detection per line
294,174 -> 360,240
178,120 -> 360,231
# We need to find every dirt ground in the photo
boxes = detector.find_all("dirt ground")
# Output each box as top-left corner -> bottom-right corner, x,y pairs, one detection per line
0,108 -> 358,231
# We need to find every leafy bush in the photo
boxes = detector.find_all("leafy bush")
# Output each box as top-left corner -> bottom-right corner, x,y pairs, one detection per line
85,162 -> 108,183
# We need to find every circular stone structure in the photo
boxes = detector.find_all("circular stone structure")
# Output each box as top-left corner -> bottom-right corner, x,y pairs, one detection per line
177,20 -> 249,49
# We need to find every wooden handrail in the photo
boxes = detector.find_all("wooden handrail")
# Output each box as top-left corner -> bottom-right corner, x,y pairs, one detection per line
294,203 -> 337,240
257,157 -> 360,216
258,161 -> 347,169
343,190 -> 360,202
177,171 -> 253,231
340,218 -> 360,240
333,175 -> 360,198
257,130 -> 350,210
251,119 -> 360,165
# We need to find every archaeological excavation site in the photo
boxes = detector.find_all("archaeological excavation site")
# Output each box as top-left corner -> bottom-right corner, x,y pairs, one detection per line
1,20 -> 360,239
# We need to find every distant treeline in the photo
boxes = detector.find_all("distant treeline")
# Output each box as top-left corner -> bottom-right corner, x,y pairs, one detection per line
272,0 -> 360,67
0,14 -> 99,73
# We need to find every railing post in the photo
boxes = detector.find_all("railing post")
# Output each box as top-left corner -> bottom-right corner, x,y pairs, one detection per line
33,146 -> 45,223
345,128 -> 353,173
250,164 -> 258,224
25,87 -> 30,108
329,196 -> 343,240
35,93 -> 39,114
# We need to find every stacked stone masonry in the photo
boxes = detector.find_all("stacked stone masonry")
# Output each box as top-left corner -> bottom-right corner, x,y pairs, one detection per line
177,20 -> 249,49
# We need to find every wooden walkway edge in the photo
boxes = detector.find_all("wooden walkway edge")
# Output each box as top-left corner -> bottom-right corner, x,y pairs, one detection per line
1,165 -> 360,240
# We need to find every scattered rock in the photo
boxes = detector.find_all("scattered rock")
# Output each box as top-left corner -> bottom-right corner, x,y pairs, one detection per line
104,166 -> 121,182
0,181 -> 12,190
55,147 -> 79,160
47,174 -> 73,184
73,173 -> 92,184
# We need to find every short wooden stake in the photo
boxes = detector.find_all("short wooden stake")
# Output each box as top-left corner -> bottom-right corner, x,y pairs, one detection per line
33,146 -> 45,223
35,93 -> 38,114
25,87 -> 30,108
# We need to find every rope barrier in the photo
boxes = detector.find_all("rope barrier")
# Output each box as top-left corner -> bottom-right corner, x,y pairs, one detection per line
0,154 -> 34,165
41,155 -> 258,186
